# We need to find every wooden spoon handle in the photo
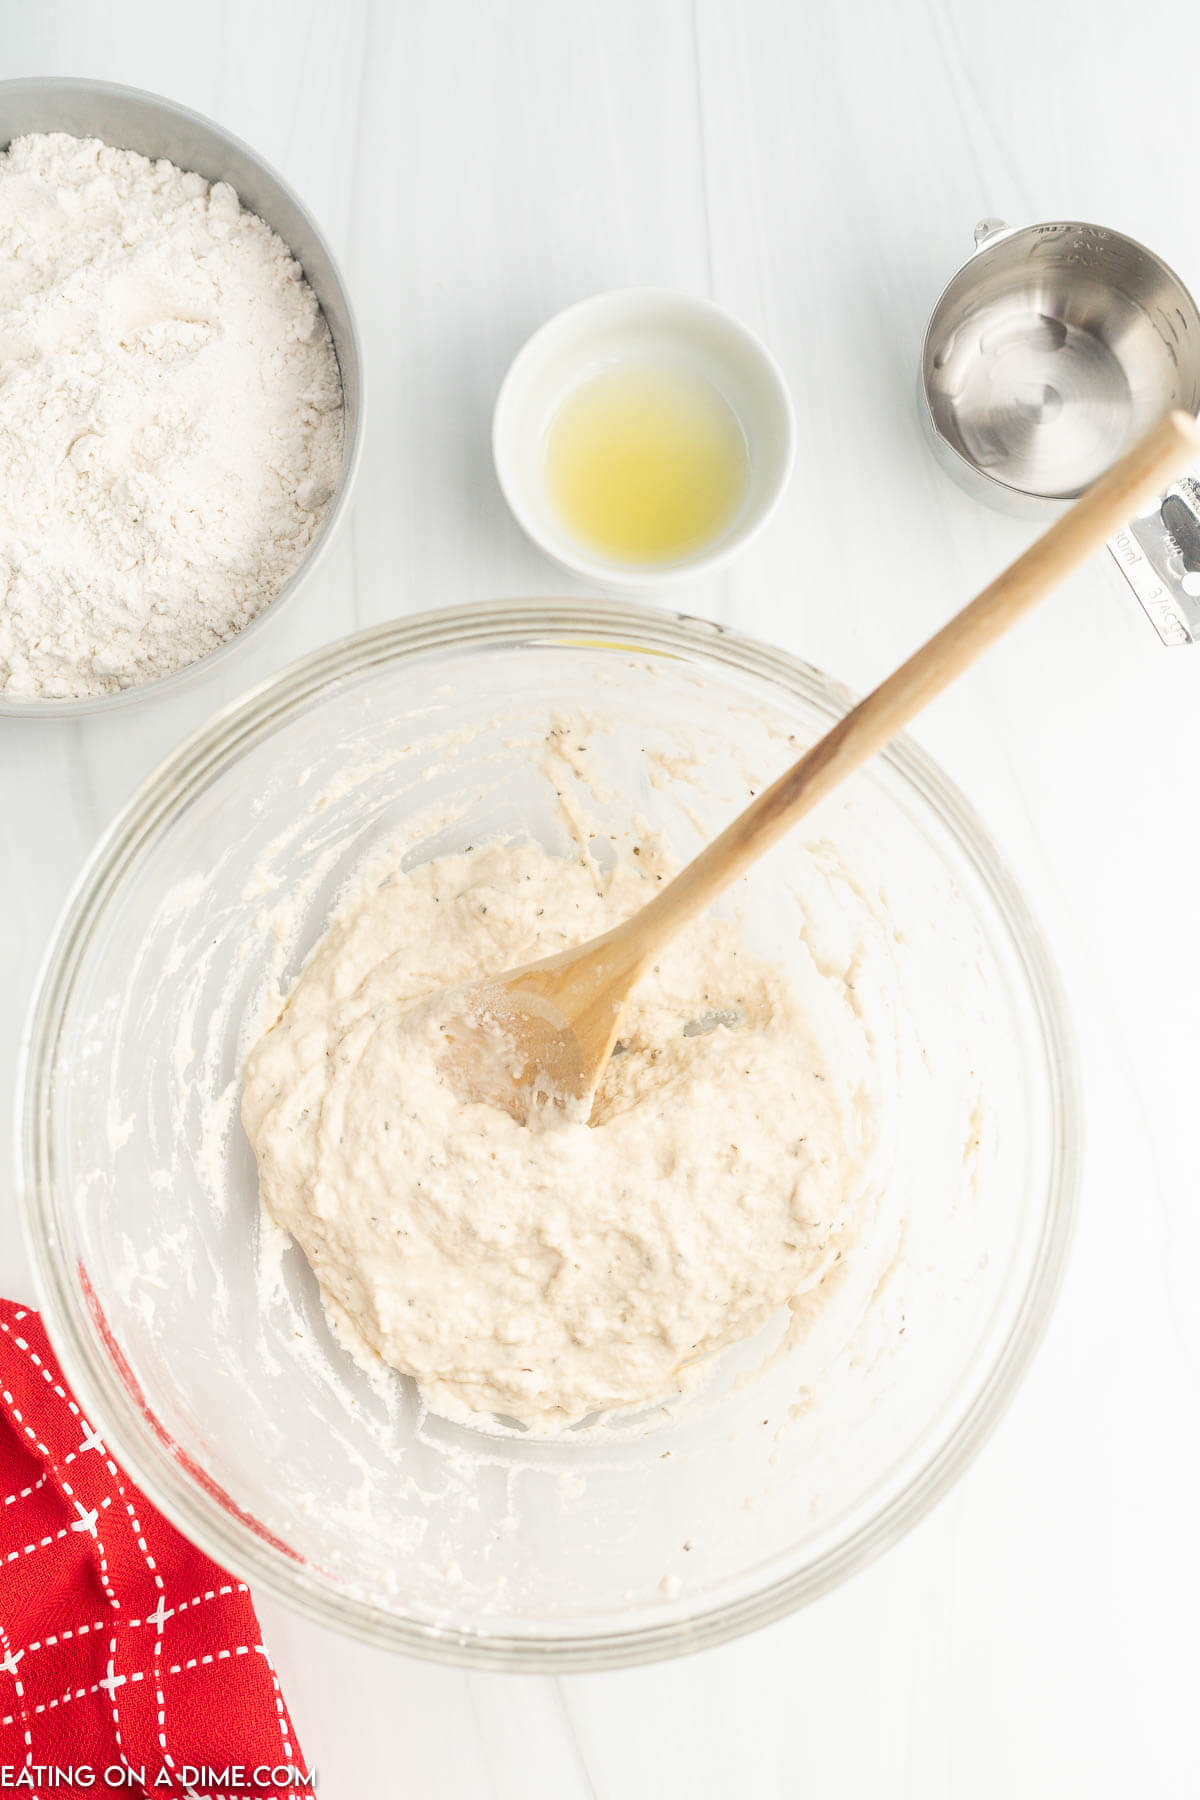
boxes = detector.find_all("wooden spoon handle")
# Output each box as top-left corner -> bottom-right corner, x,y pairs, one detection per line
626,408 -> 1200,952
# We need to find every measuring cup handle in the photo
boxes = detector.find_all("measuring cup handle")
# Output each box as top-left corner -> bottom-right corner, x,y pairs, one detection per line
1106,502 -> 1200,647
973,217 -> 1011,251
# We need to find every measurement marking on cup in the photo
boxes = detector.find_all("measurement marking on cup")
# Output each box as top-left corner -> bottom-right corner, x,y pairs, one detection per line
1110,528 -> 1191,645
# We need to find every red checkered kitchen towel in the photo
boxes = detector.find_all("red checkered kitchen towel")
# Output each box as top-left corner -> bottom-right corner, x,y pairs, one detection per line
0,1301 -> 308,1798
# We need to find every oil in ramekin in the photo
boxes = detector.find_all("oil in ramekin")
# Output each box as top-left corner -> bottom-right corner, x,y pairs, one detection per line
545,362 -> 748,562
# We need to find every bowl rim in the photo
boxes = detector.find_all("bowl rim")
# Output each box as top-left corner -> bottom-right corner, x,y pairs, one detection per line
17,597 -> 1080,1670
491,287 -> 796,587
0,74 -> 365,718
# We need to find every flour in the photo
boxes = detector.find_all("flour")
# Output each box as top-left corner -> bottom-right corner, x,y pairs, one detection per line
0,132 -> 343,698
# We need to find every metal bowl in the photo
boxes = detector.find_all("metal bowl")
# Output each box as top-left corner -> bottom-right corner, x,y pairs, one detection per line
921,219 -> 1200,511
0,77 -> 364,717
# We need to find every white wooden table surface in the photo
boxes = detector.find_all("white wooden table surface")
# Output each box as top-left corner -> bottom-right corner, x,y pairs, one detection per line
3,3 -> 1198,1794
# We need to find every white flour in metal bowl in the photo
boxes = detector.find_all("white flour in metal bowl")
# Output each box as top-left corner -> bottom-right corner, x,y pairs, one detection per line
0,132 -> 343,698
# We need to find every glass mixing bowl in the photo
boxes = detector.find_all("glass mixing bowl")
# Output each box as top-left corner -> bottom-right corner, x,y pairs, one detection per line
19,600 -> 1078,1669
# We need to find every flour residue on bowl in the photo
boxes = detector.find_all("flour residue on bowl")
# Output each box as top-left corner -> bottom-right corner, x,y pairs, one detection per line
92,659 -> 1008,1627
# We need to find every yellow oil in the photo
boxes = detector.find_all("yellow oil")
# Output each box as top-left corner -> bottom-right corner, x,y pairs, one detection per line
545,362 -> 748,563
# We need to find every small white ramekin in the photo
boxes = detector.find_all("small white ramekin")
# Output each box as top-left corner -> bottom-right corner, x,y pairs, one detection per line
492,289 -> 794,589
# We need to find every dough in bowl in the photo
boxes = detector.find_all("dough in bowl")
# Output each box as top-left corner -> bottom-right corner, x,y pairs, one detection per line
241,840 -> 866,1431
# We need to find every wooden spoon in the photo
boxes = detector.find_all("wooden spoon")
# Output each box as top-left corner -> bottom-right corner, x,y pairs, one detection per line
441,409 -> 1200,1123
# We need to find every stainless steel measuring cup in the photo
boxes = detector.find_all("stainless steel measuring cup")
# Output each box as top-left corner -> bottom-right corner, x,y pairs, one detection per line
921,220 -> 1200,644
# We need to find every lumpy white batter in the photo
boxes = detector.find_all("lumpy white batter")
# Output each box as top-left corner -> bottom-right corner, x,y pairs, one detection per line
242,841 -> 864,1430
